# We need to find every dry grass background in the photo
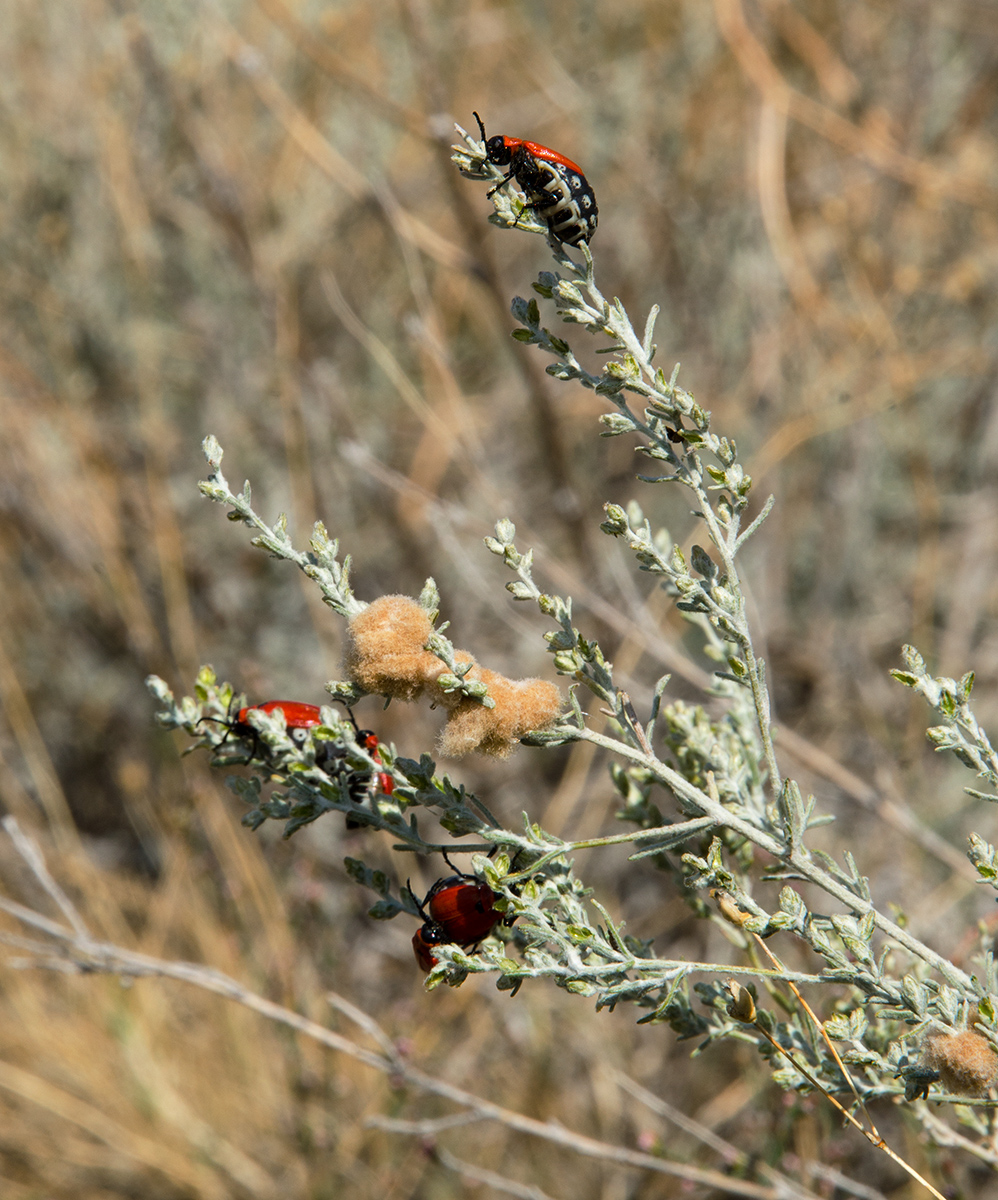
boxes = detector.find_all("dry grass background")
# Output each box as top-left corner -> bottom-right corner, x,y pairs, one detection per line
1,0 -> 998,1195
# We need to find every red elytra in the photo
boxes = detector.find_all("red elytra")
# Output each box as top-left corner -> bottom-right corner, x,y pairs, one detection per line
410,874 -> 501,973
426,876 -> 499,945
230,700 -> 324,755
492,135 -> 584,177
235,700 -> 322,732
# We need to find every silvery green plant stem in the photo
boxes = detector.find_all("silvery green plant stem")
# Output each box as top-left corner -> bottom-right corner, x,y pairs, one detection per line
571,726 -> 970,988
483,288 -> 979,1013
893,645 -> 998,795
511,247 -> 782,798
893,645 -> 998,897
459,121 -> 780,792
454,134 -> 997,1099
199,435 -> 366,620
486,517 -> 969,988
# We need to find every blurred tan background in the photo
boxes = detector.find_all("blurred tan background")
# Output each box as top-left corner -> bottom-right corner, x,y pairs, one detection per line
1,0 -> 997,1194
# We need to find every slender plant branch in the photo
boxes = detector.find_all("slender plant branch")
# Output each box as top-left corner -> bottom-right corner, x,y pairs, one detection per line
572,246 -> 783,792
0,820 -> 830,1200
562,724 -> 972,987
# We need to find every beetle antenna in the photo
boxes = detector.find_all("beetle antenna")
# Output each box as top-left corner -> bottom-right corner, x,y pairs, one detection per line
406,879 -> 430,921
329,697 -> 362,734
473,110 -> 487,143
199,693 -> 243,747
441,849 -> 469,879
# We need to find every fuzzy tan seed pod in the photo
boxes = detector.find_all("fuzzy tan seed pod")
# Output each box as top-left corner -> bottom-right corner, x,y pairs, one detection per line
437,697 -> 495,757
346,595 -> 562,757
345,595 -> 438,701
438,668 -> 563,758
921,1024 -> 998,1097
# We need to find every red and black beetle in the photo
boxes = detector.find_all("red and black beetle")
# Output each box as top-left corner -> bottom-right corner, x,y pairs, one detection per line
355,728 -> 394,797
426,874 -> 500,944
233,700 -> 322,748
224,701 -> 393,796
233,700 -> 340,772
473,111 -> 598,247
409,873 -> 501,973
412,922 -> 448,974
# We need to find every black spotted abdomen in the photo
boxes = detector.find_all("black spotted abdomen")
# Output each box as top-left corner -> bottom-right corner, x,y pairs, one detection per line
512,150 -> 598,247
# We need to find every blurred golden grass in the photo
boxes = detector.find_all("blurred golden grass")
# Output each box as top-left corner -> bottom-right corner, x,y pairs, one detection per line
1,0 -> 997,1192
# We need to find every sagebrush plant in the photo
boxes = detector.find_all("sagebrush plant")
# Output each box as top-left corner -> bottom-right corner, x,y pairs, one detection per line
147,122 -> 998,1181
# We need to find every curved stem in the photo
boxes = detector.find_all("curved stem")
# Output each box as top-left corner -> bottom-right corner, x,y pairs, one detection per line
567,725 -> 972,987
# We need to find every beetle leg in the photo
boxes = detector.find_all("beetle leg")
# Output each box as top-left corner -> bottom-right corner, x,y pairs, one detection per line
485,169 -> 517,200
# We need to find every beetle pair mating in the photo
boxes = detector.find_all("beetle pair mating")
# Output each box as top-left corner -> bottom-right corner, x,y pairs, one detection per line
215,709 -> 512,970
209,700 -> 394,798
471,111 -> 598,248
408,870 -> 505,973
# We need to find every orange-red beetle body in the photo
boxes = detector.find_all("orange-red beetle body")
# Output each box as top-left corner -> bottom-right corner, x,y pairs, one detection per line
357,729 -> 394,795
232,702 -> 393,796
410,874 -> 501,973
473,111 -> 598,247
426,876 -> 498,944
235,700 -> 322,738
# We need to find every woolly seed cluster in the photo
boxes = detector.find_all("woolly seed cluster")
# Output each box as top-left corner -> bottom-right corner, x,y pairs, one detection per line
921,1019 -> 998,1097
346,595 -> 562,758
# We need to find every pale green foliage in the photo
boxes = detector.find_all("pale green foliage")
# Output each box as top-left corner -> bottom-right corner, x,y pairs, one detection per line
892,646 -> 998,803
199,435 -> 366,621
151,135 -> 998,1176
